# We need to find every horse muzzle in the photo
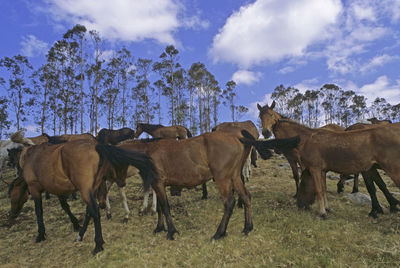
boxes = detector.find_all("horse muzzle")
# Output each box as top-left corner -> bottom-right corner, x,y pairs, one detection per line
262,130 -> 272,139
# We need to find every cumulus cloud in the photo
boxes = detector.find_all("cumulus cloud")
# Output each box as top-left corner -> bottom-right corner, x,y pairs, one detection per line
247,93 -> 273,119
358,76 -> 400,105
20,35 -> 48,57
294,78 -> 320,93
232,70 -> 262,86
43,0 -> 207,44
278,66 -> 295,74
209,0 -> 342,68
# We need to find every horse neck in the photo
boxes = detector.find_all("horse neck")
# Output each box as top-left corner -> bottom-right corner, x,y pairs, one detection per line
273,120 -> 313,138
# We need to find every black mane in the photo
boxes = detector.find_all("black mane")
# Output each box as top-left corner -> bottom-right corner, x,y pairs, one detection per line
138,123 -> 165,133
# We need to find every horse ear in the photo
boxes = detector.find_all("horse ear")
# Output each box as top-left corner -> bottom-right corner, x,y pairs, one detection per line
270,100 -> 276,109
257,103 -> 262,111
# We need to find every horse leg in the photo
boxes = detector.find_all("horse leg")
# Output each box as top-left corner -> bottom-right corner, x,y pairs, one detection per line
75,206 -> 91,242
105,191 -> 112,219
321,172 -> 329,212
232,174 -> 253,235
287,157 -> 300,198
88,192 -> 104,255
362,171 -> 383,218
337,175 -> 345,193
140,188 -> 150,215
118,186 -> 130,223
201,183 -> 208,200
153,198 -> 166,233
58,195 -> 81,231
309,168 -> 327,218
351,173 -> 359,193
33,194 -> 46,242
45,191 -> 51,200
212,178 -> 235,240
153,183 -> 178,240
369,169 -> 400,213
238,172 -> 245,208
151,189 -> 157,214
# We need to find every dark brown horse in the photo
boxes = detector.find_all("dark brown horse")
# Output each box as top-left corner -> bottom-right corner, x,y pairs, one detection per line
8,139 -> 157,254
134,123 -> 192,139
112,131 -> 297,240
296,123 -> 400,218
96,127 -> 135,145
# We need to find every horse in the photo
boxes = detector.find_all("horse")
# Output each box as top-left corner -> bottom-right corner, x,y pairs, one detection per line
96,127 -> 135,145
367,117 -> 392,124
7,139 -> 158,254
211,120 -> 260,206
134,123 -> 192,139
0,130 -> 34,180
27,133 -> 50,145
296,123 -> 400,218
106,130 -> 299,240
257,102 -> 399,217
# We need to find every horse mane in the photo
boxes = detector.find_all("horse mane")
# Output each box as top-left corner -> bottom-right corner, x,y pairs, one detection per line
8,176 -> 25,196
274,118 -> 312,132
10,130 -> 34,146
184,127 -> 193,137
119,138 -> 163,145
47,135 -> 68,144
138,123 -> 165,133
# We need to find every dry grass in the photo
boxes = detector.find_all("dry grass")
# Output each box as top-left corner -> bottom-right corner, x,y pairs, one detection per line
1,154 -> 400,267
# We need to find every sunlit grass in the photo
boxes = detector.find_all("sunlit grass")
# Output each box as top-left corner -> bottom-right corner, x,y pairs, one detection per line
1,154 -> 400,267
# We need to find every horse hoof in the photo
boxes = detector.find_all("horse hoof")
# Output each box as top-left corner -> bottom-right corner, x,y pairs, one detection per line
122,218 -> 128,224
73,224 -> 81,232
212,232 -> 226,240
201,196 -> 208,200
390,207 -> 399,213
368,211 -> 378,219
35,234 -> 46,243
325,208 -> 331,213
92,245 -> 104,255
153,225 -> 166,234
75,235 -> 83,242
106,213 -> 112,220
319,213 -> 327,220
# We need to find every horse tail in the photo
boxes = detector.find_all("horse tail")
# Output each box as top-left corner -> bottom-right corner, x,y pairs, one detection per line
185,128 -> 193,138
95,145 -> 157,191
239,130 -> 300,160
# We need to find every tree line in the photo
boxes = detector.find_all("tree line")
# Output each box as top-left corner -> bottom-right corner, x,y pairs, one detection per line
0,24 -> 248,139
270,84 -> 399,128
1,24 -> 398,139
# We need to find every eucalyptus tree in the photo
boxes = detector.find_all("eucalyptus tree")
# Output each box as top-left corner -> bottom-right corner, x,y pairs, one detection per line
222,80 -> 237,122
153,45 -> 183,125
303,90 -> 321,127
0,97 -> 11,139
64,24 -> 87,133
320,84 -> 341,124
349,94 -> 367,123
188,62 -> 205,135
0,55 -> 34,130
133,58 -> 155,126
116,48 -> 134,127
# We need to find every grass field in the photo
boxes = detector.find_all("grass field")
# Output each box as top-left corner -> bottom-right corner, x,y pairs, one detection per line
1,153 -> 400,267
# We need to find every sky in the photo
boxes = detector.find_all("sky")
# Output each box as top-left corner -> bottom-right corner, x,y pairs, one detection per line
1,0 -> 400,135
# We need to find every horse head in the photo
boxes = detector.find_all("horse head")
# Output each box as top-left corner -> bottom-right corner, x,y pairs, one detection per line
257,101 -> 280,138
296,169 -> 316,209
8,177 -> 29,220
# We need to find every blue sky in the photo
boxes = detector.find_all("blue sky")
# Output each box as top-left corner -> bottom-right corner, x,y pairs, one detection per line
1,0 -> 400,135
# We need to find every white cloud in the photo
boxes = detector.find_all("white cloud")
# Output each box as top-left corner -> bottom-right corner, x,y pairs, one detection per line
278,66 -> 295,74
294,78 -> 320,93
247,93 -> 273,119
360,54 -> 396,72
20,35 -> 48,57
232,70 -> 262,86
358,76 -> 400,105
43,0 -> 206,44
209,0 -> 342,68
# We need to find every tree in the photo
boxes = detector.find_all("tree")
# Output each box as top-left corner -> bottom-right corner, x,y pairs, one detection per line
64,24 -> 87,133
0,97 -> 11,139
222,80 -> 237,122
0,55 -> 34,130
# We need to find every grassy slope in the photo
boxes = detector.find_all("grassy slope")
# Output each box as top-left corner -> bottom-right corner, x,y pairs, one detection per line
1,154 -> 400,267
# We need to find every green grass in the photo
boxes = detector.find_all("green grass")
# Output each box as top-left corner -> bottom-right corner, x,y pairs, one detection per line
1,154 -> 400,267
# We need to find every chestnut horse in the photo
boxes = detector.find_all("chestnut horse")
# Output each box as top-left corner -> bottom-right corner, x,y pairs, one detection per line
297,123 -> 400,218
8,139 -> 157,254
134,123 -> 192,139
96,127 -> 135,145
110,131 -> 297,240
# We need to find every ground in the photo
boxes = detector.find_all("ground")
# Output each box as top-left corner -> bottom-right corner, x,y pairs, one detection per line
1,153 -> 400,267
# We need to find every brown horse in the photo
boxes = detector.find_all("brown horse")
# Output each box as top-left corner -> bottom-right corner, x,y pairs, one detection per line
134,123 -> 192,139
27,133 -> 50,145
8,139 -> 157,254
111,130 -> 297,240
257,101 -> 347,196
297,123 -> 400,218
367,117 -> 392,124
211,120 -> 260,205
96,127 -> 135,145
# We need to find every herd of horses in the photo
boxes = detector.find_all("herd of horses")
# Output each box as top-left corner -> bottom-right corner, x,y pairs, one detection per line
2,104 -> 400,255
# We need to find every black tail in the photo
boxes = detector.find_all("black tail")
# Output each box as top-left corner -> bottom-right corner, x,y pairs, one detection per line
185,128 -> 193,138
240,130 -> 300,160
95,144 -> 158,191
